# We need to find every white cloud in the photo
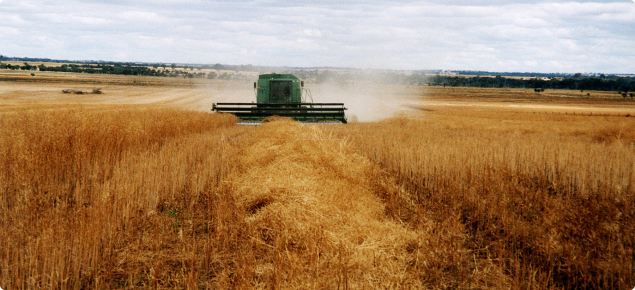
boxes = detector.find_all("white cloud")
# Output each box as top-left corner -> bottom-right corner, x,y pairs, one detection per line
118,11 -> 162,23
0,26 -> 20,38
303,29 -> 322,37
0,0 -> 633,73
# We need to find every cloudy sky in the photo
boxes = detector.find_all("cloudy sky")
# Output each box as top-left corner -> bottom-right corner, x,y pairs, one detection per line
1,0 -> 634,73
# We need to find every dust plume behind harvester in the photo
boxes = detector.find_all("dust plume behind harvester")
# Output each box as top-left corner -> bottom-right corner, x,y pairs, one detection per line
213,73 -> 347,124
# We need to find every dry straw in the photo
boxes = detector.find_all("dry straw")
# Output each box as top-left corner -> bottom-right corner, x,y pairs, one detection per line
2,105 -> 633,289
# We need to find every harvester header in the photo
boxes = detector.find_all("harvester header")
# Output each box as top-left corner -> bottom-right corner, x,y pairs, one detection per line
213,73 -> 347,124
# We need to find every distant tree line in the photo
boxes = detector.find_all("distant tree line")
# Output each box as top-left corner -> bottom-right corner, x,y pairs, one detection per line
453,70 -> 576,78
0,62 -> 254,80
425,74 -> 635,93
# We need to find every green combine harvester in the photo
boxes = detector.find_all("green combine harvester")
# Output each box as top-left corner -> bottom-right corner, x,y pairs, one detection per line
212,73 -> 347,124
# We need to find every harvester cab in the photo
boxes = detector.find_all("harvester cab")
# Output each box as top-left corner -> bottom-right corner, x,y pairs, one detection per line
213,73 -> 347,124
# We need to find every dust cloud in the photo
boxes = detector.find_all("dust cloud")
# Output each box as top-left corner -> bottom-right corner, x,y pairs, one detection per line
310,82 -> 422,122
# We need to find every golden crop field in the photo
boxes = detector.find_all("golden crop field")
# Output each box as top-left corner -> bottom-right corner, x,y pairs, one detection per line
1,70 -> 634,289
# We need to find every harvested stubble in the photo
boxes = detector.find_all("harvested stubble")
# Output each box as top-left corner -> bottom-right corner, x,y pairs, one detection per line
330,111 -> 635,289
